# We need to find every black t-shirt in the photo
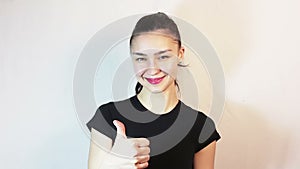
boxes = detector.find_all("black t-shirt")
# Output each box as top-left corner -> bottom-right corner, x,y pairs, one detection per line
87,95 -> 221,169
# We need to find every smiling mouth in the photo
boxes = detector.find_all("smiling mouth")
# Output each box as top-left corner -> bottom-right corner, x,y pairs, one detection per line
145,76 -> 165,84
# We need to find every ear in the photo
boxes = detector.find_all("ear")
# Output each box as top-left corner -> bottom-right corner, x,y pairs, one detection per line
178,46 -> 185,60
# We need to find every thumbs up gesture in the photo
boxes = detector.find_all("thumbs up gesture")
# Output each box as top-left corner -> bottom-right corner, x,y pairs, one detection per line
104,120 -> 150,169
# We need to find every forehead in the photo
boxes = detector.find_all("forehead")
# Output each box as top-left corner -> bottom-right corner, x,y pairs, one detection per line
131,33 -> 179,52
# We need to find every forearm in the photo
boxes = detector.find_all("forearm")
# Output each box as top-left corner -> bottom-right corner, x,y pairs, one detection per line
88,128 -> 113,169
88,141 -> 110,169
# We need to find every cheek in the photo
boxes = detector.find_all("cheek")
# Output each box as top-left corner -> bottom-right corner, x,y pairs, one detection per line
159,62 -> 178,78
132,59 -> 179,78
133,64 -> 147,77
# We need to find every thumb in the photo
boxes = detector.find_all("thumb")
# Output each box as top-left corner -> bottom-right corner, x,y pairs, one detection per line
113,120 -> 127,139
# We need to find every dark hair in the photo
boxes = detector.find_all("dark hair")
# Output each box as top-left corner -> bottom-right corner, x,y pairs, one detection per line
131,12 -> 182,94
130,12 -> 181,48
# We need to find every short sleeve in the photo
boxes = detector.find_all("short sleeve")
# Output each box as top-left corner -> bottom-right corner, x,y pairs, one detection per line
86,103 -> 115,140
194,114 -> 221,152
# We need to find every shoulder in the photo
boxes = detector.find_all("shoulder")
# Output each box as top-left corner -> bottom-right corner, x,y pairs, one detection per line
180,101 -> 218,133
86,97 -> 133,137
179,101 -> 211,121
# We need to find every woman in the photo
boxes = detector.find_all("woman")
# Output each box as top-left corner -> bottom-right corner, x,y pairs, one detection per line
87,12 -> 221,169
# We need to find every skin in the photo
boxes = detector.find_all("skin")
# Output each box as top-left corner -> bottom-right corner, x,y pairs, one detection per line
88,125 -> 150,169
88,129 -> 112,169
130,32 -> 184,114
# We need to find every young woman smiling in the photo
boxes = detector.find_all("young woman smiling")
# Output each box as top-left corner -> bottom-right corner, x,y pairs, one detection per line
87,12 -> 221,169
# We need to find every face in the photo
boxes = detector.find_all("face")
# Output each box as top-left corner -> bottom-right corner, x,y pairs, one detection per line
130,32 -> 184,94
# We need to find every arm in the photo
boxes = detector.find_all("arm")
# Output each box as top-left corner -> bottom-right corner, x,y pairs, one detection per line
88,128 -> 113,169
193,141 -> 217,169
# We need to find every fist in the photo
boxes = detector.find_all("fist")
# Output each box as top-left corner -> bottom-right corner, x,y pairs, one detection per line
112,120 -> 150,169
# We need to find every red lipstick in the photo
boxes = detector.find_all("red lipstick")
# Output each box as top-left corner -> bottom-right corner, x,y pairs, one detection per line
145,76 -> 165,84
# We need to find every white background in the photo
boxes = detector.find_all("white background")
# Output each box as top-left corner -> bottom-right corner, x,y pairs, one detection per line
1,0 -> 300,169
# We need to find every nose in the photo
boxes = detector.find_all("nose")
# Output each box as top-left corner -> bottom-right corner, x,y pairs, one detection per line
146,67 -> 160,76
146,59 -> 160,76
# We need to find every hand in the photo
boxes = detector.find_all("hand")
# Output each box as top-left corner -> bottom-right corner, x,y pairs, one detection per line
112,120 -> 150,169
104,120 -> 150,169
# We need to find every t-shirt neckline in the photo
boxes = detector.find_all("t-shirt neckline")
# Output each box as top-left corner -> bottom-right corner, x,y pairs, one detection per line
130,95 -> 181,116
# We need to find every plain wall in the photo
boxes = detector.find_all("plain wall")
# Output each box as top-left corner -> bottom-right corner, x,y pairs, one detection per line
1,0 -> 300,169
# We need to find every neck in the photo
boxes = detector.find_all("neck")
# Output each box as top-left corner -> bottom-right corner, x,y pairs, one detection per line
137,85 -> 179,115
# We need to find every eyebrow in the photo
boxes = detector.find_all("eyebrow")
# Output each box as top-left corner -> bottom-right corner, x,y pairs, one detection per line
132,49 -> 172,56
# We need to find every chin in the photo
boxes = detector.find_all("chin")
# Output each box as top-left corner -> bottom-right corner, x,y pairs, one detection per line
144,85 -> 169,94
149,89 -> 165,94
143,86 -> 161,93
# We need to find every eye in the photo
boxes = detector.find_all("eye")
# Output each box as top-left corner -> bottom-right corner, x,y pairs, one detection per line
135,57 -> 147,62
158,55 -> 170,60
